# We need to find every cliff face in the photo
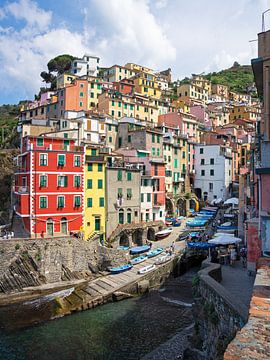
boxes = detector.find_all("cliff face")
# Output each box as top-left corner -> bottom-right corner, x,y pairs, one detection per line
0,237 -> 130,294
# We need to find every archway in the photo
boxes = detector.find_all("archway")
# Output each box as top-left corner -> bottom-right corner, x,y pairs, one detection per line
147,227 -> 155,241
119,233 -> 130,247
194,188 -> 202,199
46,218 -> 54,236
165,197 -> 174,216
177,198 -> 186,216
61,217 -> 68,234
132,228 -> 143,246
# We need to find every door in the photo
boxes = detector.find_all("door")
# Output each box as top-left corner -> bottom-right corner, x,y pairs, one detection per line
61,218 -> 68,234
46,219 -> 54,236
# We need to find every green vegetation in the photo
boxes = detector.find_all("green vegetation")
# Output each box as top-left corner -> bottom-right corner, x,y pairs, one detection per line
40,54 -> 76,91
204,62 -> 255,94
0,104 -> 20,148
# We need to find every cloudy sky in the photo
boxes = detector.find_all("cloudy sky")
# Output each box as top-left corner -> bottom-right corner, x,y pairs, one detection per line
0,0 -> 269,104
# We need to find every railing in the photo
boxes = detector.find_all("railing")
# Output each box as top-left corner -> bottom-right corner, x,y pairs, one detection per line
14,186 -> 30,193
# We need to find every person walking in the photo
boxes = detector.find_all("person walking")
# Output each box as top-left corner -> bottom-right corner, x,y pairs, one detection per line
229,246 -> 237,266
171,241 -> 175,253
240,247 -> 247,268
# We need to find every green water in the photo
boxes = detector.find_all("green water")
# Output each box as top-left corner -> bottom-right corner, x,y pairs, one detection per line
0,272 -> 195,360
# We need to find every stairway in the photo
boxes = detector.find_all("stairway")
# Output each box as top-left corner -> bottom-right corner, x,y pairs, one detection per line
11,213 -> 30,238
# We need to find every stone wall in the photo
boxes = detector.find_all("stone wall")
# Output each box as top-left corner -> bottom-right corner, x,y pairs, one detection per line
192,259 -> 247,360
0,237 -> 130,293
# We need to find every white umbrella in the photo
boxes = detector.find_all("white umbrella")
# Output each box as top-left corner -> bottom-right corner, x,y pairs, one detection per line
210,198 -> 223,205
208,235 -> 242,245
224,198 -> 239,205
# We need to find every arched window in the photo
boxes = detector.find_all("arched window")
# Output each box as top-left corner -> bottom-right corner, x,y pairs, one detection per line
46,218 -> 54,236
61,217 -> 68,235
127,208 -> 132,224
118,209 -> 124,224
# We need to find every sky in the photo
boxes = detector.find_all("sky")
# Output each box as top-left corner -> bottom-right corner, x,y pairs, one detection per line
0,0 -> 269,104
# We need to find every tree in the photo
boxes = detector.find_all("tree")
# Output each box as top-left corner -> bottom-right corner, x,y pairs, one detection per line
40,71 -> 55,84
47,54 -> 76,74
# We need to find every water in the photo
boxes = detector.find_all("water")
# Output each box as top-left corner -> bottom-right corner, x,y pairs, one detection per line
0,270 -> 196,360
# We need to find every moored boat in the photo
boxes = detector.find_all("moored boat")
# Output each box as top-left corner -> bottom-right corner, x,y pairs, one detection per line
155,254 -> 171,265
173,221 -> 181,227
155,227 -> 173,239
109,264 -> 133,274
130,245 -> 151,255
117,246 -> 129,251
147,247 -> 164,258
130,255 -> 147,265
137,264 -> 156,274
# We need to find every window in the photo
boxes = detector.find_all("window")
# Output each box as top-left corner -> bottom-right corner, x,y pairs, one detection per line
37,138 -> 44,147
127,172 -> 132,181
87,198 -> 92,207
58,175 -> 68,187
80,83 -> 84,88
87,179 -> 92,189
98,179 -> 103,189
74,175 -> 81,187
118,111 -> 121,117
39,175 -> 47,188
201,159 -> 205,165
79,101 -> 83,107
152,147 -> 156,156
108,124 -> 112,131
80,92 -> 84,97
97,163 -> 102,172
74,195 -> 81,207
118,101 -> 121,107
90,92 -> 94,98
88,163 -> 92,171
154,194 -> 158,205
209,183 -> 213,192
182,151 -> 186,159
141,193 -> 144,202
200,148 -> 204,154
112,100 -> 115,106
174,148 -> 177,155
201,170 -> 205,176
57,196 -> 65,208
111,110 -> 115,116
39,154 -> 48,166
128,135 -> 131,142
109,136 -> 112,143
40,196 -> 47,209
118,209 -> 124,224
99,197 -> 104,207
58,154 -> 65,166
95,217 -> 101,231
127,209 -> 132,224
147,193 -> 151,202
152,134 -> 155,143
154,165 -> 158,176
210,158 -> 214,165
91,149 -> 97,156
157,148 -> 160,156
210,169 -> 214,176
174,159 -> 178,169
117,170 -> 122,181
127,188 -> 132,199
74,156 -> 80,167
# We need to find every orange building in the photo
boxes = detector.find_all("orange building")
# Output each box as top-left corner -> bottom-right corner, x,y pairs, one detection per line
58,79 -> 89,117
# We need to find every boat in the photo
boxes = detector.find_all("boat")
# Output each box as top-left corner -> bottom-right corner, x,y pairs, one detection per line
117,246 -> 129,251
109,264 -> 133,274
130,245 -> 151,255
137,264 -> 156,274
187,219 -> 208,227
189,231 -> 201,238
147,247 -> 164,258
220,221 -> 232,227
155,227 -> 173,239
217,225 -> 237,231
155,254 -> 171,265
165,220 -> 173,226
130,255 -> 147,265
173,221 -> 181,227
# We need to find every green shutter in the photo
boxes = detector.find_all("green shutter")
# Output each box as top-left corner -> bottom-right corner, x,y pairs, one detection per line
74,196 -> 81,207
58,154 -> 65,166
98,179 -> 103,189
98,163 -> 103,172
117,170 -> 122,181
141,193 -> 144,202
87,179 -> 92,189
37,138 -> 44,146
91,149 -> 97,156
99,197 -> 104,207
147,193 -> 151,202
88,163 -> 93,171
58,196 -> 64,208
87,198 -> 92,207
127,188 -> 132,199
127,172 -> 132,181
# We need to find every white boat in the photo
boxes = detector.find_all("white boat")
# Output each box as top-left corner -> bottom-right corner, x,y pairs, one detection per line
137,264 -> 156,274
155,227 -> 173,239
155,254 -> 171,265
220,221 -> 232,227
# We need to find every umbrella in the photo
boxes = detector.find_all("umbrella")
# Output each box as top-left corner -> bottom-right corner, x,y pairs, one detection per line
210,198 -> 223,205
208,235 -> 242,245
224,198 -> 239,205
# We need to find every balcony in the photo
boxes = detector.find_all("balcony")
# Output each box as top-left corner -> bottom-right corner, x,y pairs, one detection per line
14,186 -> 29,193
153,201 -> 164,207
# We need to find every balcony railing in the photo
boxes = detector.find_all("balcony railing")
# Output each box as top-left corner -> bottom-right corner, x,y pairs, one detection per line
14,186 -> 29,193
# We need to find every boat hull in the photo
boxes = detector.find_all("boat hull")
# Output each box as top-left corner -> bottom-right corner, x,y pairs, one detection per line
130,245 -> 151,255
110,264 -> 133,274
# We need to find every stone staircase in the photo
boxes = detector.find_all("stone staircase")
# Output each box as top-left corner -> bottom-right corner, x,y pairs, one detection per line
11,213 -> 29,238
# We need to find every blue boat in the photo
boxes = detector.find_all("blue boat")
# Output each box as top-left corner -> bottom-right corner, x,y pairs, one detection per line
187,242 -> 216,249
130,255 -> 147,265
109,264 -> 133,274
189,232 -> 201,238
173,221 -> 181,227
147,247 -> 164,258
217,226 -> 237,231
130,245 -> 151,255
187,219 -> 208,227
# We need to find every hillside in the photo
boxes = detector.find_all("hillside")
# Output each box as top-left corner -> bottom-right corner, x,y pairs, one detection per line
204,62 -> 255,94
0,104 -> 20,149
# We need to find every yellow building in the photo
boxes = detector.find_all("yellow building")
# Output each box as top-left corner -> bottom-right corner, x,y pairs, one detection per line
229,104 -> 260,122
133,73 -> 162,99
98,91 -> 159,124
56,73 -> 76,89
172,99 -> 191,114
103,65 -> 136,82
177,83 -> 209,102
84,146 -> 106,241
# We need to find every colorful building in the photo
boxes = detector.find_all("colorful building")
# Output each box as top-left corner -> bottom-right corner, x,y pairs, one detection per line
84,146 -> 106,241
14,136 -> 84,237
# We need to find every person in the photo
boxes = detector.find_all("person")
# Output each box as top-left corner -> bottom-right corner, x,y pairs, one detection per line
41,231 -> 44,239
240,247 -> 247,268
229,246 -> 237,266
171,241 -> 175,253
211,248 -> 218,263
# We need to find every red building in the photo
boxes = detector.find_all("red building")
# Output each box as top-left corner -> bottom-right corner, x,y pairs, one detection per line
14,136 -> 84,237
150,159 -> 166,221
113,79 -> 134,95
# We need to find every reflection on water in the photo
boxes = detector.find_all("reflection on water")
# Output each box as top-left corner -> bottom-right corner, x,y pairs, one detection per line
0,270 -> 197,360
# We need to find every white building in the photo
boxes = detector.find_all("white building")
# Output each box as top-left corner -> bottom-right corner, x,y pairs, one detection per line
194,144 -> 232,202
140,176 -> 153,222
71,54 -> 100,77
